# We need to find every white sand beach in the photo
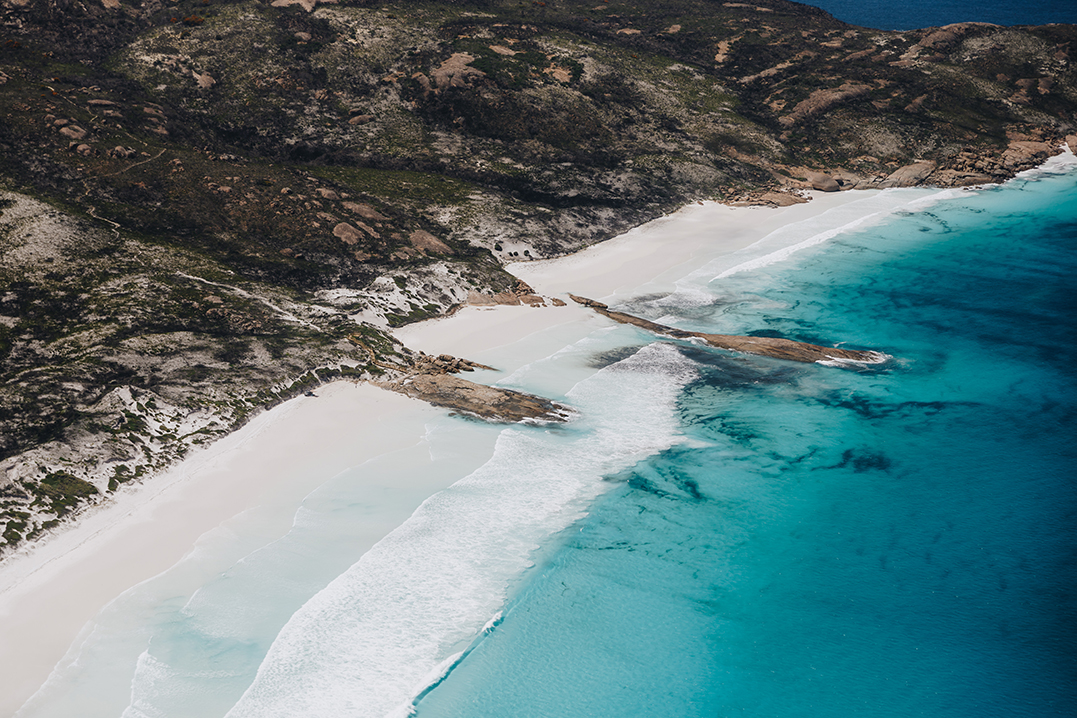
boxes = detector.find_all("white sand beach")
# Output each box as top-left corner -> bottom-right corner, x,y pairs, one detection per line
398,192 -> 881,358
0,189 -> 901,715
0,384 -> 453,715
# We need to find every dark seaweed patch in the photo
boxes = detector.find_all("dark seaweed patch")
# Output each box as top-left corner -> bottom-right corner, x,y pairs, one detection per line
676,345 -> 800,385
679,407 -> 761,445
817,393 -> 978,420
643,454 -> 707,501
673,473 -> 704,501
786,447 -> 821,466
625,473 -> 676,500
823,448 -> 892,473
586,345 -> 644,369
613,453 -> 707,503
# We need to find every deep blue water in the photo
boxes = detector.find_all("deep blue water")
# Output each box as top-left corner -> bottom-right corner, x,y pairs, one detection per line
414,168 -> 1077,716
803,0 -> 1077,30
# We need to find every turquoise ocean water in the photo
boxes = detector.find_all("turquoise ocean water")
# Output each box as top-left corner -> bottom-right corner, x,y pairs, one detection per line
410,163 -> 1077,716
16,161 -> 1077,716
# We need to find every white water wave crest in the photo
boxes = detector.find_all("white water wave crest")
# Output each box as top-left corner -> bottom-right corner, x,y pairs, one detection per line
816,350 -> 893,367
1016,144 -> 1077,179
223,342 -> 698,718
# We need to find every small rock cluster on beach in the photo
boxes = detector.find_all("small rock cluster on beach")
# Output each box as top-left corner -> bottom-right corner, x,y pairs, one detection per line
379,373 -> 573,424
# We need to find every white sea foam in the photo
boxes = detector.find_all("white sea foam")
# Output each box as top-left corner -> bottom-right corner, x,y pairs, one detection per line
649,288 -> 716,310
381,652 -> 464,718
1017,145 -> 1077,178
816,351 -> 893,368
386,609 -> 506,718
224,343 -> 697,718
122,650 -> 240,718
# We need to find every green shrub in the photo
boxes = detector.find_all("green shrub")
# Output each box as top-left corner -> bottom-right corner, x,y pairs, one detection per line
29,471 -> 99,516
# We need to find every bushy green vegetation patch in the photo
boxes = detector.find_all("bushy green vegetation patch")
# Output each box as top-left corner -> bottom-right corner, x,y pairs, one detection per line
2,513 -> 28,545
309,166 -> 475,205
386,302 -> 441,327
28,470 -> 99,517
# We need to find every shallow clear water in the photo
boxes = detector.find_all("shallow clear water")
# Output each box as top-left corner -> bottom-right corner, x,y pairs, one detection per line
412,164 -> 1077,716
17,161 -> 1077,717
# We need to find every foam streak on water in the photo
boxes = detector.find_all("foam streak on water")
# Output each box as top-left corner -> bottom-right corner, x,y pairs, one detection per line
224,343 -> 697,718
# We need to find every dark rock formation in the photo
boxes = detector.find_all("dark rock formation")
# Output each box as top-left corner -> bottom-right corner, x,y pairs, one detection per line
378,374 -> 572,424
351,334 -> 565,422
569,295 -> 887,364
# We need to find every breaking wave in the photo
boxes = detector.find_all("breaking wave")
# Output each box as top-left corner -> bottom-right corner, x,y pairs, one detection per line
224,343 -> 697,718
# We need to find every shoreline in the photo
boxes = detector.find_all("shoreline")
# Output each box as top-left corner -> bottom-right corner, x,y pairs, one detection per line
0,184 -> 995,715
1,383 -> 450,716
397,189 -> 900,359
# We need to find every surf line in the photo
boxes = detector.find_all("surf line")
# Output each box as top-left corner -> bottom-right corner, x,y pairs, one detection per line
568,295 -> 889,365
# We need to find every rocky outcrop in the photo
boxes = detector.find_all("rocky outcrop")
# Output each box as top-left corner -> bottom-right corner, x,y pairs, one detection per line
343,202 -> 388,221
790,133 -> 1067,194
348,338 -> 564,423
408,352 -> 495,375
807,171 -> 840,192
898,22 -> 997,63
779,82 -> 872,127
731,190 -> 809,207
1001,141 -> 1054,168
192,71 -> 215,89
333,222 -> 363,245
373,347 -> 570,423
378,374 -> 572,423
58,125 -> 87,140
429,53 -> 486,91
268,0 -> 337,12
877,161 -> 937,188
569,296 -> 887,364
409,229 -> 453,255
465,280 -> 563,308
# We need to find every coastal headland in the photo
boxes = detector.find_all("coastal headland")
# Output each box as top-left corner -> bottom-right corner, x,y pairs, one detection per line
3,0 -> 1077,554
1,0 -> 1077,666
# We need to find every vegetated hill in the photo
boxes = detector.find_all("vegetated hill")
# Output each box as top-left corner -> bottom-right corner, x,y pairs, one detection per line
0,0 -> 1074,552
